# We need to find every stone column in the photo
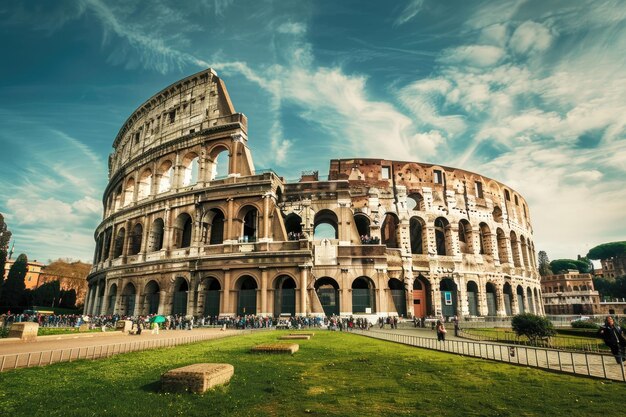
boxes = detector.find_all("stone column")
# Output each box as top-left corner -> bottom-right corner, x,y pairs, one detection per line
496,284 -> 507,317
158,290 -> 167,315
133,291 -> 141,316
300,267 -> 308,316
223,270 -> 231,315
101,282 -> 110,315
260,268 -> 268,315
457,276 -> 469,317
226,198 -> 234,242
262,194 -> 270,241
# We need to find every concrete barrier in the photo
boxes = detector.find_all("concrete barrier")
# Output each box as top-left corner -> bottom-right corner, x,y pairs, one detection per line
8,322 -> 39,341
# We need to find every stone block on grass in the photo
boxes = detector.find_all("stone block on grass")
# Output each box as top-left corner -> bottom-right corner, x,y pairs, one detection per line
78,324 -> 90,332
8,322 -> 38,341
115,320 -> 133,333
251,343 -> 299,354
280,335 -> 311,340
161,363 -> 234,394
290,332 -> 314,337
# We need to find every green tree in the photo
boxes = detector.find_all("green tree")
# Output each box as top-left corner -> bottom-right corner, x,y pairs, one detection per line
0,253 -> 27,309
33,280 -> 61,307
550,259 -> 590,274
59,289 -> 77,309
587,241 -> 626,260
511,313 -> 556,344
0,213 -> 12,301
538,250 -> 552,277
593,276 -> 617,299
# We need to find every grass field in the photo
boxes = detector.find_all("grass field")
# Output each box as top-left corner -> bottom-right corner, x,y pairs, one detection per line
462,327 -> 606,351
0,330 -> 623,417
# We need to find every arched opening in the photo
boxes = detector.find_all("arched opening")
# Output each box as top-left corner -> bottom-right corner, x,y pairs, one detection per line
123,178 -> 135,207
434,217 -> 450,255
510,231 -> 521,267
210,148 -> 229,180
96,284 -> 105,314
520,236 -> 530,267
236,276 -> 257,316
492,206 -> 503,223
143,280 -> 160,315
157,160 -> 173,193
102,228 -> 112,261
200,209 -> 225,245
407,193 -> 424,211
410,217 -> 425,254
478,222 -> 492,255
120,283 -> 136,316
113,185 -> 122,211
503,282 -> 513,316
516,285 -> 525,314
315,277 -> 340,317
458,220 -> 473,254
412,274 -> 431,318
200,277 -> 221,317
388,278 -> 406,317
533,288 -> 540,314
148,218 -> 164,252
173,213 -> 193,248
486,282 -> 498,316
182,153 -> 200,186
240,205 -> 259,242
467,281 -> 479,316
381,213 -> 400,248
129,223 -> 143,255
284,213 -> 303,240
137,169 -> 152,200
526,287 -> 535,314
354,214 -> 372,243
352,277 -> 376,314
496,228 -> 508,264
440,278 -> 458,318
107,284 -> 117,315
314,209 -> 338,240
172,277 -> 189,316
274,275 -> 297,317
113,228 -> 125,258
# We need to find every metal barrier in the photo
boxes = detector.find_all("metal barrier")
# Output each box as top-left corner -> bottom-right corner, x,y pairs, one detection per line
458,329 -> 605,353
353,330 -> 626,382
0,330 -> 245,373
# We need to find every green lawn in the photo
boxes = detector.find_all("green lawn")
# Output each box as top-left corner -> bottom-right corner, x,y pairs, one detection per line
463,328 -> 606,351
0,331 -> 622,417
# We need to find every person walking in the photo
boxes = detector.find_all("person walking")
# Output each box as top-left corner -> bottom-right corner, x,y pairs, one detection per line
598,316 -> 626,364
436,320 -> 447,342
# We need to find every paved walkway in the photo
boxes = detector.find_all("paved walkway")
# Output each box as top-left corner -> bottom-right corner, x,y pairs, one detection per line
357,327 -> 626,382
0,328 -> 242,372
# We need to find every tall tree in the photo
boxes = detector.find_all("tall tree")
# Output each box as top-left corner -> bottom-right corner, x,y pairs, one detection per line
0,253 -> 27,309
0,213 -> 12,300
538,250 -> 552,277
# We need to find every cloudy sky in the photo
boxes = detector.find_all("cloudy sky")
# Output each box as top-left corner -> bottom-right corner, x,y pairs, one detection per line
0,0 -> 624,264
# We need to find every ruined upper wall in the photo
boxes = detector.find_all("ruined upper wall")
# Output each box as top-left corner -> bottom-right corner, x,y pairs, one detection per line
108,68 -> 243,178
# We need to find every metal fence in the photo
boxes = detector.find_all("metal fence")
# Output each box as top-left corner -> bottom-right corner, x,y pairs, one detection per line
353,330 -> 626,382
0,330 -> 245,373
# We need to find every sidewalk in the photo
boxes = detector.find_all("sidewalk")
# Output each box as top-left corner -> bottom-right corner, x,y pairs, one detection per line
356,327 -> 626,382
0,328 -> 242,372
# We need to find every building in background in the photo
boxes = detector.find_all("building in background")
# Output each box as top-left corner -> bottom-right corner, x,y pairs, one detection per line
541,270 -> 600,315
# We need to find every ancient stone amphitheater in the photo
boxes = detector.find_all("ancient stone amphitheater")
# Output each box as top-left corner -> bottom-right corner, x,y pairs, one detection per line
84,68 -> 543,320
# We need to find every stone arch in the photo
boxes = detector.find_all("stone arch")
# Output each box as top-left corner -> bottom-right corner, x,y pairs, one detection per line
113,227 -> 125,258
107,283 -> 118,315
434,217 -> 451,255
440,278 -> 458,318
520,235 -> 530,267
238,205 -> 260,242
410,216 -> 426,254
198,277 -> 221,317
273,275 -> 297,317
112,185 -> 122,212
148,218 -> 164,252
129,222 -> 143,255
173,212 -> 193,248
412,274 -> 431,317
143,280 -> 160,315
120,282 -> 136,316
315,277 -> 340,316
201,208 -> 225,244
503,282 -> 513,315
388,278 -> 406,317
407,192 -> 424,211
381,212 -> 400,248
172,276 -> 189,316
235,275 -> 258,316
208,144 -> 230,180
181,151 -> 200,186
123,177 -> 135,207
314,209 -> 338,240
486,282 -> 498,316
492,206 -> 503,223
284,213 -> 303,240
354,213 -> 371,242
510,231 -> 521,267
516,285 -> 525,314
467,281 -> 479,316
496,228 -> 509,263
157,160 -> 173,193
137,168 -> 152,200
526,287 -> 535,314
352,276 -> 376,314
458,219 -> 473,254
478,222 -> 492,255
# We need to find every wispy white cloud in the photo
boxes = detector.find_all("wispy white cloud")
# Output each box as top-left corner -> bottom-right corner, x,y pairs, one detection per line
394,0 -> 424,26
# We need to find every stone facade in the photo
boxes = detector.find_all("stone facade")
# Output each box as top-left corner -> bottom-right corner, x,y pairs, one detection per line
84,68 -> 543,320
541,271 -> 600,315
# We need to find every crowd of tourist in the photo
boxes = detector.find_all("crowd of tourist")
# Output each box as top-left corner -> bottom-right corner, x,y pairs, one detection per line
360,235 -> 381,244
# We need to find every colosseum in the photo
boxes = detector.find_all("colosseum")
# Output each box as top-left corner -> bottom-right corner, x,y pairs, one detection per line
84,68 -> 544,320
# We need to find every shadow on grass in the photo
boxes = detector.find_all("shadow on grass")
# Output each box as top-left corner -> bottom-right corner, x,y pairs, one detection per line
140,380 -> 162,393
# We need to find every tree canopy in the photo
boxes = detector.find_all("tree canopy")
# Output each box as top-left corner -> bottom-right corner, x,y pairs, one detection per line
0,213 -> 12,300
538,251 -> 552,277
587,241 -> 626,260
511,313 -> 556,343
0,253 -> 27,309
550,258 -> 592,274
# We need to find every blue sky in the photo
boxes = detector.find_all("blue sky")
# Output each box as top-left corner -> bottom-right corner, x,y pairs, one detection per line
0,0 -> 624,264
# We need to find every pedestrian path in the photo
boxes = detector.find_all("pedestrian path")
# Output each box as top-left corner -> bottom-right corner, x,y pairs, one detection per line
355,327 -> 626,382
0,328 -> 243,372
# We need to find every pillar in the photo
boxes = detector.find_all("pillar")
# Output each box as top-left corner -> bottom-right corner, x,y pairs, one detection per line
223,270 -> 231,315
300,267 -> 308,316
261,268 -> 268,315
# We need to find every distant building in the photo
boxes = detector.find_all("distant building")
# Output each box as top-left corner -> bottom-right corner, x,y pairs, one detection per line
3,259 -> 45,290
541,270 -> 600,315
600,255 -> 626,279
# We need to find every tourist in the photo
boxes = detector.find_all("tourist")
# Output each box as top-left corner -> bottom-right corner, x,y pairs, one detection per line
598,316 -> 626,364
436,320 -> 446,342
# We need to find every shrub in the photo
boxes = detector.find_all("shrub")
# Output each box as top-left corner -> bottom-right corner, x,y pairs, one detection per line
571,320 -> 599,329
511,313 -> 556,343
